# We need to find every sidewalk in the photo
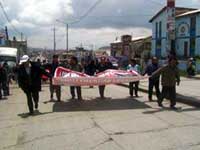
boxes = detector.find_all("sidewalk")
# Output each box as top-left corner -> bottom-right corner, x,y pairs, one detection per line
119,77 -> 200,107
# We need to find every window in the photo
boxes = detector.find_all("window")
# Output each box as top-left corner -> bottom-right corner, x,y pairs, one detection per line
190,38 -> 196,56
190,16 -> 196,36
191,16 -> 196,30
159,21 -> 162,38
156,22 -> 158,39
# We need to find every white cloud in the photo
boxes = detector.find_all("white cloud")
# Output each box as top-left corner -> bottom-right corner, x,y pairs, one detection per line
28,27 -> 152,49
5,0 -> 73,26
2,0 -> 200,49
8,19 -> 35,29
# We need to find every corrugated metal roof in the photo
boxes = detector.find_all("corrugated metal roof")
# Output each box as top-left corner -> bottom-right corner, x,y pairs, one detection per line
176,9 -> 200,17
149,7 -> 197,22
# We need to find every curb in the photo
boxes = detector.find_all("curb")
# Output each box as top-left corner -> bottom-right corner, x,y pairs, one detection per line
117,84 -> 200,108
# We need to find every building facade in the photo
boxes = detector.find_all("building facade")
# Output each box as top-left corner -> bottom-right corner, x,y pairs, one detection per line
150,7 -> 200,58
111,35 -> 132,58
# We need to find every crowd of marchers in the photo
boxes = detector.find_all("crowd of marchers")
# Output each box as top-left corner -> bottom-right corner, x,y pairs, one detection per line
1,54 -> 182,115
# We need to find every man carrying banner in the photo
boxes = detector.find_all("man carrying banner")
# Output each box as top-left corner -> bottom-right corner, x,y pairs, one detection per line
144,57 -> 160,101
127,59 -> 141,98
69,56 -> 83,100
151,56 -> 180,110
49,55 -> 62,102
96,56 -> 113,99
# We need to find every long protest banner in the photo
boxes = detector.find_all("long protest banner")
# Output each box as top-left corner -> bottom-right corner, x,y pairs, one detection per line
53,67 -> 148,86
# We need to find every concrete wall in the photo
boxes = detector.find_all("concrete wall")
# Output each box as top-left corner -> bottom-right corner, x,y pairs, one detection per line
196,14 -> 200,56
151,10 -> 167,57
159,59 -> 200,73
152,10 -> 200,58
176,17 -> 191,57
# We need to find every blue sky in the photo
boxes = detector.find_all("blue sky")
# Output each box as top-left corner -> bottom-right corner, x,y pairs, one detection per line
1,0 -> 200,49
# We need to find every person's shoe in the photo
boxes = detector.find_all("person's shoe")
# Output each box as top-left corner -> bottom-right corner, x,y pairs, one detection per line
78,97 -> 83,101
101,96 -> 105,100
57,99 -> 61,102
29,111 -> 34,116
158,102 -> 163,107
35,103 -> 38,109
130,95 -> 133,98
149,98 -> 153,102
170,106 -> 178,110
50,95 -> 53,101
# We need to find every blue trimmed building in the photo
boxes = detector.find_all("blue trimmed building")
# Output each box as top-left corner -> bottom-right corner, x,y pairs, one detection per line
150,7 -> 200,58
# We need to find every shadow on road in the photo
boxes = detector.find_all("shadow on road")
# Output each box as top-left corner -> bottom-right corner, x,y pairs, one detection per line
52,98 -> 151,112
18,110 -> 53,118
143,106 -> 200,114
176,94 -> 200,107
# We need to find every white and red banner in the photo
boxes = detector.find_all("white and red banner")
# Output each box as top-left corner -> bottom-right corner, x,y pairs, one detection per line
53,67 -> 148,86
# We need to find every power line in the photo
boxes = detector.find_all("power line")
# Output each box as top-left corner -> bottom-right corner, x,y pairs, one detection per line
0,2 -> 21,35
147,0 -> 164,6
70,0 -> 103,25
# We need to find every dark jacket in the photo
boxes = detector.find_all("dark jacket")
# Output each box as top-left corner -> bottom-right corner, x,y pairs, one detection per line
70,63 -> 83,72
151,65 -> 180,87
0,67 -> 7,83
85,63 -> 96,76
96,63 -> 112,73
18,62 -> 50,92
144,63 -> 160,81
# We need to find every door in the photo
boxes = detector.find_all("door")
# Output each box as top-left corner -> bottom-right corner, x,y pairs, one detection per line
184,41 -> 188,57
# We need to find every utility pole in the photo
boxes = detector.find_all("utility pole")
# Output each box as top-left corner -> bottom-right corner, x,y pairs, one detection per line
21,32 -> 23,41
66,24 -> 68,51
166,0 -> 176,56
53,26 -> 56,52
5,26 -> 9,41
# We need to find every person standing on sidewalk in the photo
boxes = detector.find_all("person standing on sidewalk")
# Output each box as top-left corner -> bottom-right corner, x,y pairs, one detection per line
127,59 -> 141,97
18,55 -> 51,115
2,62 -> 10,96
0,64 -> 8,100
151,56 -> 180,110
144,57 -> 161,101
69,56 -> 83,100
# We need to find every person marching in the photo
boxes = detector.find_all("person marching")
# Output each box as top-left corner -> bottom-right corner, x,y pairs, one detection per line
151,56 -> 180,110
48,55 -> 61,102
85,60 -> 96,88
69,56 -> 83,100
127,59 -> 141,98
18,55 -> 51,115
96,56 -> 113,99
144,57 -> 161,101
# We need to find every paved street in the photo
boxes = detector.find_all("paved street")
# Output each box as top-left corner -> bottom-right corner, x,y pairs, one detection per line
0,84 -> 200,150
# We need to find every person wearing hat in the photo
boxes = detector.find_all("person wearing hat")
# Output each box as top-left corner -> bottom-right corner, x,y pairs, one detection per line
18,55 -> 51,115
143,57 -> 161,101
151,56 -> 180,110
